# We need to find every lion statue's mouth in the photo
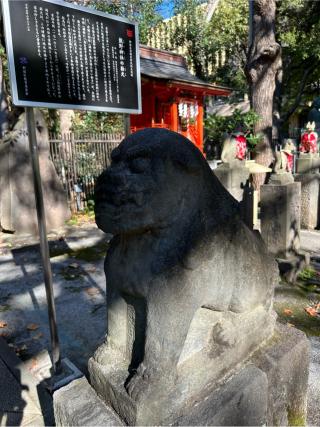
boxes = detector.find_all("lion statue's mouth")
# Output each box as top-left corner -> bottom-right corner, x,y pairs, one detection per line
95,190 -> 147,221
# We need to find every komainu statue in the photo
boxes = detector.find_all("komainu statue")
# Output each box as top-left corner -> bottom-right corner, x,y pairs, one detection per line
91,129 -> 278,425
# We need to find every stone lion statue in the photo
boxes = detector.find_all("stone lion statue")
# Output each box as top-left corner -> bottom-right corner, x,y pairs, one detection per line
92,129 -> 277,425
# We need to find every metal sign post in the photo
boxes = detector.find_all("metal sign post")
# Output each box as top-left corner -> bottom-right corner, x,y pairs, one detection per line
124,114 -> 131,137
26,107 -> 61,374
2,0 -> 142,379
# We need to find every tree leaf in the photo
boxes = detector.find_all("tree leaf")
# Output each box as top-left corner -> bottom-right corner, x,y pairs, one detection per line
85,287 -> 99,296
305,307 -> 318,317
27,323 -> 39,331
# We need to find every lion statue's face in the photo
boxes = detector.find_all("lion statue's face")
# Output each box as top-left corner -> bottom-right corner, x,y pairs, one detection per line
95,129 -> 205,235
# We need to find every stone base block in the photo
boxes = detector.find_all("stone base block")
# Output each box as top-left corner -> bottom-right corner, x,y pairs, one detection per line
296,155 -> 320,174
260,181 -> 301,257
294,173 -> 320,229
53,324 -> 310,426
214,163 -> 249,202
174,365 -> 268,426
88,306 -> 275,426
53,377 -> 123,426
254,324 -> 310,426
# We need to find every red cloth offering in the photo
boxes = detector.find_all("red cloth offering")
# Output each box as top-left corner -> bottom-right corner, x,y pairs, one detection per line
300,131 -> 318,153
235,134 -> 247,160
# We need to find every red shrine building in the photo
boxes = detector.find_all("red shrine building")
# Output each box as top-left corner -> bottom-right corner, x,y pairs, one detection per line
130,45 -> 231,154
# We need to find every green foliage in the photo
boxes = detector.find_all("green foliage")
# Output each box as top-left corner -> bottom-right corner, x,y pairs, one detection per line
298,267 -> 317,281
71,111 -> 124,133
172,0 -> 248,91
85,199 -> 95,215
81,0 -> 163,44
207,0 -> 248,58
276,0 -> 320,123
204,114 -> 228,143
204,108 -> 261,150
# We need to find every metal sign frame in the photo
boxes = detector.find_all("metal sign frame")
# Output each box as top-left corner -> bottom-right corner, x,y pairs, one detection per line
1,0 -> 142,375
2,0 -> 142,113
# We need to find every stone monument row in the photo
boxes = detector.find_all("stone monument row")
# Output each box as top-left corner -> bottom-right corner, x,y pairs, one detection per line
294,121 -> 320,230
54,129 -> 310,426
0,111 -> 70,234
260,139 -> 304,282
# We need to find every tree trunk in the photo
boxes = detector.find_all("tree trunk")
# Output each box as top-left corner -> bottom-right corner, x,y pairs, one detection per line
273,54 -> 283,144
0,56 -> 9,138
246,0 -> 281,190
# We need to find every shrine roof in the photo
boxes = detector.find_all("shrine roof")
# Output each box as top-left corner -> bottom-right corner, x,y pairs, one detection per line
139,45 -> 231,96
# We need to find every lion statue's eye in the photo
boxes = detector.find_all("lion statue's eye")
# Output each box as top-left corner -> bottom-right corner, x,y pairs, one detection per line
130,157 -> 150,173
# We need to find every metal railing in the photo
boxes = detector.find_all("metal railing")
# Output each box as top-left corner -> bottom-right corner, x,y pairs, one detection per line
49,132 -> 124,212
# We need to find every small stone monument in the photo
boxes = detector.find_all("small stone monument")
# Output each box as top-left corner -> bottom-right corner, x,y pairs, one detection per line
54,129 -> 310,426
294,121 -> 320,229
214,132 -> 250,201
271,139 -> 295,184
260,140 -> 309,281
296,121 -> 319,174
0,111 -> 70,234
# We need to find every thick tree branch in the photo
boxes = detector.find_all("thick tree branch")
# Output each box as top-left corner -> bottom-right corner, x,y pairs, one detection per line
281,65 -> 316,124
205,0 -> 220,23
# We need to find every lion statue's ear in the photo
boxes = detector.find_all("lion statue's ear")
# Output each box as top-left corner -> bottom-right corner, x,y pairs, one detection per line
171,149 -> 202,174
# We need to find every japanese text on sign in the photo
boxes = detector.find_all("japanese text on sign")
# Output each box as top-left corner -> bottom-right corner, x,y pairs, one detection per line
2,0 -> 141,113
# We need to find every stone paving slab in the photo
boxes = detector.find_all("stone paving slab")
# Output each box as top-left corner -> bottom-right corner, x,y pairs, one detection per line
308,337 -> 320,426
0,337 -> 53,426
286,229 -> 320,426
0,224 -> 109,374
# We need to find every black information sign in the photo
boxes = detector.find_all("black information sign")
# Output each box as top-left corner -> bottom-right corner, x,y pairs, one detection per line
2,0 -> 141,113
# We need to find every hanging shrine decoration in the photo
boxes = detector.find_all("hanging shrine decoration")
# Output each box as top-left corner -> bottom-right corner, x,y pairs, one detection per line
178,102 -> 199,131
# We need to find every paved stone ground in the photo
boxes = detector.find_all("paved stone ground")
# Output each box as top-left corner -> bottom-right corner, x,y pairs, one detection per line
0,224 -> 319,425
0,337 -> 53,426
299,230 -> 320,427
274,230 -> 320,426
0,223 -> 109,376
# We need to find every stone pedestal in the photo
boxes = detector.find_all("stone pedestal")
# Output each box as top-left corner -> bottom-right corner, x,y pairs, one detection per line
87,306 -> 276,426
294,173 -> 320,229
260,181 -> 301,258
214,162 -> 249,201
296,154 -> 320,174
53,324 -> 310,426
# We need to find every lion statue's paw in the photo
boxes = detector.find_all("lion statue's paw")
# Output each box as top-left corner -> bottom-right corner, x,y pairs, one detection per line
126,363 -> 159,401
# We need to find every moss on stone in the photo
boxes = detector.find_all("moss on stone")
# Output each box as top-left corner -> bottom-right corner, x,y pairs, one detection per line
50,242 -> 107,261
287,410 -> 306,426
71,244 -> 106,262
